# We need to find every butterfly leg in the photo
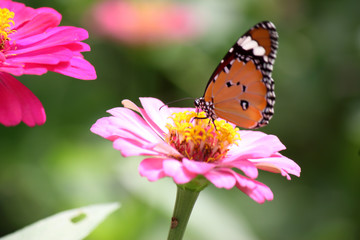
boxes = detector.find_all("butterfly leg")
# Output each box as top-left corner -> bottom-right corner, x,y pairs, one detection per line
192,115 -> 218,131
192,116 -> 208,121
210,118 -> 217,131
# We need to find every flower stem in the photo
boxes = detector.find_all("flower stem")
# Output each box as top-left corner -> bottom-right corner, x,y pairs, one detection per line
167,185 -> 200,240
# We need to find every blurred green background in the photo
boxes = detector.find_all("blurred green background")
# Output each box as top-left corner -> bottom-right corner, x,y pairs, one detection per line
1,0 -> 359,239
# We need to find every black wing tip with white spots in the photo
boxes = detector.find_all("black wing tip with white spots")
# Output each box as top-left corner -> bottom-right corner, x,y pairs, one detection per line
247,21 -> 278,65
257,21 -> 278,63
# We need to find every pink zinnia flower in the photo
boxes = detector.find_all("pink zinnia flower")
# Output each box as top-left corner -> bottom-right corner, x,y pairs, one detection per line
91,97 -> 300,204
0,0 -> 96,127
90,0 -> 201,44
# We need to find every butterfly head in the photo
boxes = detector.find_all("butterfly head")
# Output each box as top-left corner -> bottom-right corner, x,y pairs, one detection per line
194,97 -> 218,121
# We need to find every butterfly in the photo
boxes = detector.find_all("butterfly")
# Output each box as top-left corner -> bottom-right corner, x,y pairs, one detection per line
194,21 -> 278,129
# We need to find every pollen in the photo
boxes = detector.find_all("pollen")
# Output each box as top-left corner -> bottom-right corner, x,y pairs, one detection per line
165,111 -> 240,163
0,8 -> 15,49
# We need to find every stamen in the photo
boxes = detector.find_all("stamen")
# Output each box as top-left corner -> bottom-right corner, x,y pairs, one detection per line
165,111 -> 240,163
0,8 -> 15,49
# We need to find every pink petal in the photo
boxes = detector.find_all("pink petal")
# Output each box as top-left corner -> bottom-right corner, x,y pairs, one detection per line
163,159 -> 197,184
139,97 -> 172,134
122,98 -> 167,137
221,158 -> 259,179
11,11 -> 61,40
113,138 -> 159,157
0,55 -> 97,80
231,170 -> 274,204
203,169 -> 236,189
122,98 -> 196,139
90,108 -> 161,144
139,158 -> 166,181
6,46 -> 73,64
0,62 -> 50,76
65,42 -> 91,52
0,72 -> 45,127
20,64 -> 48,75
35,7 -> 62,22
236,181 -> 274,204
92,117 -> 174,157
251,154 -> 301,180
12,27 -> 89,53
91,108 -> 179,158
182,158 -> 216,174
106,107 -> 162,142
50,56 -> 97,80
152,141 -> 183,159
140,98 -> 195,123
233,173 -> 257,189
227,130 -> 286,158
6,3 -> 60,32
0,66 -> 23,76
0,52 -> 5,62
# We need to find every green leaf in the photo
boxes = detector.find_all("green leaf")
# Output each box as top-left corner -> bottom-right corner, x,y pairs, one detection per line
0,203 -> 120,240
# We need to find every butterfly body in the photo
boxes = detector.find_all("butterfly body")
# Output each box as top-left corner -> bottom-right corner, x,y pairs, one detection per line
194,21 -> 278,129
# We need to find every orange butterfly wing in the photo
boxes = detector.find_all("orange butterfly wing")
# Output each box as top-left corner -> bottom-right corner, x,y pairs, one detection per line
202,21 -> 278,129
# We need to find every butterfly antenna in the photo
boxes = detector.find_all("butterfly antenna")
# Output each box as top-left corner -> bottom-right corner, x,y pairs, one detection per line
159,97 -> 195,110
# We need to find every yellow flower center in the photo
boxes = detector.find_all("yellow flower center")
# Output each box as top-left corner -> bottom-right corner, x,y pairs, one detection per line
0,8 -> 15,49
165,111 -> 240,163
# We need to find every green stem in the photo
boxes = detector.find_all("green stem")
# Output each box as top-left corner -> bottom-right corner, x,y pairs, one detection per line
167,185 -> 200,240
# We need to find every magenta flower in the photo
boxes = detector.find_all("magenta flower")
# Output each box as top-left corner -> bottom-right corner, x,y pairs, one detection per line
90,1 -> 201,44
0,0 -> 96,127
91,97 -> 300,204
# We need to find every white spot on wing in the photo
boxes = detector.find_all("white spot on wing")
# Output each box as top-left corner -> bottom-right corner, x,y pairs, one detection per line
240,37 -> 256,50
238,36 -> 266,56
237,36 -> 247,46
253,46 -> 265,56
